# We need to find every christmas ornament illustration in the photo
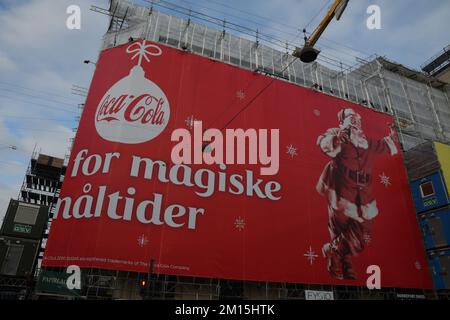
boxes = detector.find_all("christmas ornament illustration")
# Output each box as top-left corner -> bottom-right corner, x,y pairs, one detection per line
95,39 -> 170,144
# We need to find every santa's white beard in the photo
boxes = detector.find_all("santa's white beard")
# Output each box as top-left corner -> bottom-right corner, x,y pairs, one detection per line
338,124 -> 368,149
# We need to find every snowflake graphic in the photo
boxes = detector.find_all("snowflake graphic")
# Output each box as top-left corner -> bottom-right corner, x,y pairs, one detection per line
234,217 -> 245,231
236,90 -> 246,100
304,246 -> 318,266
286,144 -> 298,158
415,261 -> 422,270
137,234 -> 149,248
185,115 -> 199,129
379,172 -> 391,187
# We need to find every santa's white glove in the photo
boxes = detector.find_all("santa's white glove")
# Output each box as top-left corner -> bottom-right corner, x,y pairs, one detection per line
345,211 -> 364,223
337,198 -> 364,223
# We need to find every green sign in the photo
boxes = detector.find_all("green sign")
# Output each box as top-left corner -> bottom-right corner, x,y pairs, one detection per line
423,197 -> 438,207
13,223 -> 32,234
36,270 -> 83,297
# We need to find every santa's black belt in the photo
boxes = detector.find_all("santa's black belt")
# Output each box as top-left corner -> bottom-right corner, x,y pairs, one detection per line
348,169 -> 370,185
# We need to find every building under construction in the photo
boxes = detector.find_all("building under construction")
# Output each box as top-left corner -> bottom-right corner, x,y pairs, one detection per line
41,0 -> 447,300
404,141 -> 450,297
0,152 -> 66,299
2,0 -> 450,300
97,0 -> 450,151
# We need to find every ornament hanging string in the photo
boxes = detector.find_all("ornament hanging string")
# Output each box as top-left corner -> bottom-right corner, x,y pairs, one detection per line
126,39 -> 162,67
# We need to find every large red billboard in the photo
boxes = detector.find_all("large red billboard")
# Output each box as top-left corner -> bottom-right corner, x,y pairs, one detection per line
43,39 -> 432,288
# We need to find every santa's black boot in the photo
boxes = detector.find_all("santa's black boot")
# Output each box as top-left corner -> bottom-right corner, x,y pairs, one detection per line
322,243 -> 343,280
342,255 -> 357,280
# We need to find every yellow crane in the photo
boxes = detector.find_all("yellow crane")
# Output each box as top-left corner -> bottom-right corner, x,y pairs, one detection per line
293,0 -> 349,63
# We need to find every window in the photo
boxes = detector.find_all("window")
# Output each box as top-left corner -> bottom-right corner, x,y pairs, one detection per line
0,244 -> 24,276
419,181 -> 435,198
14,203 -> 40,225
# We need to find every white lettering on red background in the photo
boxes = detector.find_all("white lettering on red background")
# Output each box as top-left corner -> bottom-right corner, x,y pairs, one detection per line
96,94 -> 166,125
56,149 -> 282,230
94,42 -> 170,144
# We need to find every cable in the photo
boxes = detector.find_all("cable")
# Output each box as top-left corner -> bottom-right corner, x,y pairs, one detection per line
147,0 -> 295,51
176,0 -> 372,58
150,0 -> 374,79
193,0 -> 300,31
0,80 -> 82,103
117,0 -> 357,71
141,0 -> 378,129
2,126 -> 73,133
175,0 -> 299,39
146,0 -> 372,61
218,58 -> 299,131
0,94 -> 78,114
148,0 -> 290,50
0,115 -> 75,122
304,0 -> 333,31
0,87 -> 79,108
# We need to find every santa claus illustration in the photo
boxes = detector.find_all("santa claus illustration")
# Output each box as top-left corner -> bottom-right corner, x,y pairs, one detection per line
316,107 -> 398,280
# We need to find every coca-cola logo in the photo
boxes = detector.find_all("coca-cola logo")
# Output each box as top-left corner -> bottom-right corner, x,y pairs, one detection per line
94,65 -> 170,144
96,94 -> 166,125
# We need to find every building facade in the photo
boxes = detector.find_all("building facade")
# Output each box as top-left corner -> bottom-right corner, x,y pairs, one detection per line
0,153 -> 66,299
2,0 -> 449,300
405,142 -> 450,297
39,0 -> 446,300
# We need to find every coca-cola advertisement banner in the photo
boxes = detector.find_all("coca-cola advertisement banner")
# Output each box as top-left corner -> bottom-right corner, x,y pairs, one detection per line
43,39 -> 432,289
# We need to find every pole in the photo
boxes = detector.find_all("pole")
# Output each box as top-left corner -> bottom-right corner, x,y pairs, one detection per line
146,257 -> 154,300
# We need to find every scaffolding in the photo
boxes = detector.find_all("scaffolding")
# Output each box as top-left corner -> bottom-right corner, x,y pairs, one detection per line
422,45 -> 450,77
17,152 -> 67,274
96,0 -> 449,153
403,142 -> 442,181
37,0 -> 448,300
32,266 -> 438,300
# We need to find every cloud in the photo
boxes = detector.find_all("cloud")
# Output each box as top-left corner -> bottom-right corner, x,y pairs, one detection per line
0,0 -> 448,223
0,51 -> 16,71
0,0 -> 109,221
189,0 -> 450,70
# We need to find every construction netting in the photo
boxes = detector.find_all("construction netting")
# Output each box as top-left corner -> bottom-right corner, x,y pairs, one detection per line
99,0 -> 450,151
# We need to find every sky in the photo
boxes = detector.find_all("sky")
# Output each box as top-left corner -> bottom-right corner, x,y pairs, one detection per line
0,0 -> 449,223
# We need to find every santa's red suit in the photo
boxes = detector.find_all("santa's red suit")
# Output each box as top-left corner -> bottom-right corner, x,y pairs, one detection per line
316,108 -> 397,280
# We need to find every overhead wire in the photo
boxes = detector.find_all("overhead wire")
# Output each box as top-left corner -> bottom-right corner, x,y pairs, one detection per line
303,0 -> 333,31
0,87 -> 80,108
219,57 -> 299,131
0,0 -> 372,141
172,0 -> 373,58
0,94 -> 79,114
139,0 -> 380,130
2,126 -> 73,133
151,0 -> 373,61
176,0 -> 299,39
144,0 -> 375,79
0,80 -> 82,103
193,0 -> 300,31
147,0 -> 290,50
0,115 -> 75,122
